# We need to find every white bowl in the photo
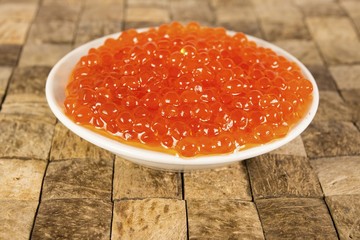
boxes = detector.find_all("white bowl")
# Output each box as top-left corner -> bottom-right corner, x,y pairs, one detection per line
46,29 -> 319,171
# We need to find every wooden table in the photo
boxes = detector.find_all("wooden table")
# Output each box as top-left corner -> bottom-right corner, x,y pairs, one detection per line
1,0 -> 360,239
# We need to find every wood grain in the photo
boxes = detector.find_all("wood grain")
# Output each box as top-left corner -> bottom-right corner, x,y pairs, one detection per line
113,157 -> 182,200
187,199 -> 264,239
326,195 -> 360,240
112,198 -> 187,240
32,199 -> 112,240
247,154 -> 322,199
256,198 -> 338,239
184,162 -> 251,200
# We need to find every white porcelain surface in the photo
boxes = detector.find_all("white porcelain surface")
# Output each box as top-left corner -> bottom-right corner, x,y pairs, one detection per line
46,30 -> 319,171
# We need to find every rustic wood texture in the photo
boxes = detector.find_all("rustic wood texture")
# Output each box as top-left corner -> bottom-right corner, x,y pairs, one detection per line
0,66 -> 12,103
187,199 -> 264,239
0,44 -> 22,66
42,158 -> 113,200
311,156 -> 360,196
302,121 -> 360,159
184,162 -> 251,200
0,159 -> 46,201
31,199 -> 112,240
306,17 -> 360,65
112,198 -> 187,240
0,200 -> 38,240
256,198 -> 338,239
5,66 -> 50,102
326,195 -> 360,240
247,154 -> 323,199
50,123 -> 114,161
113,157 -> 182,200
1,0 -> 360,238
0,115 -> 54,160
314,91 -> 353,122
268,136 -> 307,157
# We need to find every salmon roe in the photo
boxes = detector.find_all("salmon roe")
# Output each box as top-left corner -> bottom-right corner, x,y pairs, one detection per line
65,22 -> 313,157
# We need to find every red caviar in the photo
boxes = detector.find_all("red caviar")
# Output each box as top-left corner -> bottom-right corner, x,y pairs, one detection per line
65,22 -> 313,157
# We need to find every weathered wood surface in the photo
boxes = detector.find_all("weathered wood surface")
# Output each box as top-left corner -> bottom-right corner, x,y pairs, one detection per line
0,0 -> 359,239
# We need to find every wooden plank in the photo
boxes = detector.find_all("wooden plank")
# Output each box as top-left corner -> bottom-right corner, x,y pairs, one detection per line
187,199 -> 264,239
326,195 -> 360,240
50,123 -> 114,162
247,154 -> 323,199
302,121 -> 360,159
0,159 -> 46,200
113,157 -> 182,200
112,198 -> 187,240
311,156 -> 360,196
0,200 -> 38,240
256,198 -> 338,239
42,158 -> 113,200
0,114 -> 54,160
32,199 -> 112,240
184,162 -> 251,201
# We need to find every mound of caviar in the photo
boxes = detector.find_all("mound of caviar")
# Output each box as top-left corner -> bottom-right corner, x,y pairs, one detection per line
65,22 -> 313,157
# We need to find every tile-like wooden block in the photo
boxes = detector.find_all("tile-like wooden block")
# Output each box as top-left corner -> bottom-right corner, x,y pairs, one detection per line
50,123 -> 114,161
215,6 -> 262,37
269,136 -> 307,157
187,199 -> 264,239
1,102 -> 56,122
0,159 -> 46,200
0,20 -> 30,45
184,162 -> 251,201
247,154 -> 322,199
255,5 -> 310,41
314,91 -> 353,122
42,0 -> 82,8
330,65 -> 360,90
36,3 -> 81,22
74,21 -> 122,47
0,200 -> 38,240
297,2 -> 345,16
124,21 -> 166,30
27,20 -> 76,44
342,89 -> 360,122
326,195 -> 360,240
32,199 -> 112,240
311,156 -> 360,196
112,198 -> 187,240
0,66 -> 12,102
126,0 -> 168,7
0,114 -> 55,160
113,157 -> 182,200
341,1 -> 360,33
302,121 -> 360,158
82,5 -> 124,22
170,0 -> 214,24
5,66 -> 50,103
0,44 -> 22,66
125,7 -> 170,23
42,158 -> 113,200
306,17 -> 360,65
274,40 -> 324,67
0,3 -> 38,22
19,43 -> 71,67
211,0 -> 252,7
307,65 -> 338,91
256,198 -> 338,239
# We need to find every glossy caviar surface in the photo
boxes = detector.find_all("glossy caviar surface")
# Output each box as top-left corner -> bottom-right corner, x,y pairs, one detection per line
64,22 -> 313,157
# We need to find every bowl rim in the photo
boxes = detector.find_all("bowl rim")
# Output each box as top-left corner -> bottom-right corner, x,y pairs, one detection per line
46,28 -> 319,166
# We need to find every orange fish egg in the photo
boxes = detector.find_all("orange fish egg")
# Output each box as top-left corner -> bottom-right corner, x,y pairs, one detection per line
64,22 -> 313,157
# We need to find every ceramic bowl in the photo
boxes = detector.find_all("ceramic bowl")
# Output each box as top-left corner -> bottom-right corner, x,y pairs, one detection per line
46,29 -> 319,171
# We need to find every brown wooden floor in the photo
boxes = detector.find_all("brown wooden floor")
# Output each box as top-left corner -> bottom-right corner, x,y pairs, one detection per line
0,0 -> 360,239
